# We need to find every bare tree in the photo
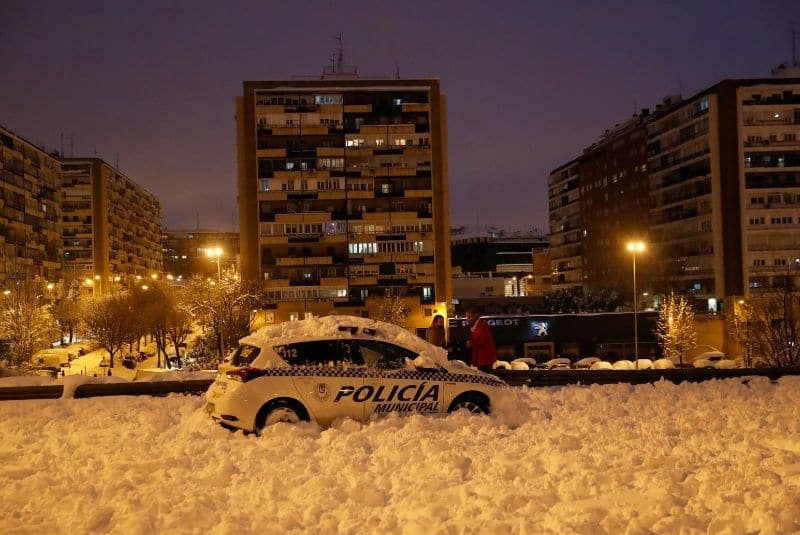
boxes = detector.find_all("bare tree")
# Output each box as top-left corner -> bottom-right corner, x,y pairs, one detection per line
0,281 -> 59,369
183,269 -> 258,360
739,272 -> 800,367
84,294 -> 132,368
375,295 -> 410,326
50,278 -> 85,344
166,299 -> 193,366
656,292 -> 696,367
728,299 -> 757,367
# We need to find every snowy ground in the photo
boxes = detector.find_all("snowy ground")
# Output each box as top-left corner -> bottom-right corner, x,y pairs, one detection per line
2,378 -> 799,534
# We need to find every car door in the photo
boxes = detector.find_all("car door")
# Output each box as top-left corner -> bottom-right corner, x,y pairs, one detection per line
284,340 -> 365,424
357,340 -> 446,419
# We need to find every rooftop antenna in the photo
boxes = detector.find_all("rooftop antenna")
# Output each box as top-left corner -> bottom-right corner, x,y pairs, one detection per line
792,22 -> 798,66
69,136 -> 74,157
336,33 -> 344,72
60,130 -> 64,157
394,60 -> 400,79
328,51 -> 336,73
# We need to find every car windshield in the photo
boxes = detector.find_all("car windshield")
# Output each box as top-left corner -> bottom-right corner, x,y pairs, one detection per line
231,344 -> 261,367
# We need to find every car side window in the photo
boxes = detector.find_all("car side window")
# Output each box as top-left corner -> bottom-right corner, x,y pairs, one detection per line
357,340 -> 418,370
231,344 -> 261,366
278,340 -> 365,367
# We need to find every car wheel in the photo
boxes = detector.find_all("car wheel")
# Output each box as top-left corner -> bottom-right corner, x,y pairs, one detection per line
448,394 -> 489,415
256,399 -> 309,431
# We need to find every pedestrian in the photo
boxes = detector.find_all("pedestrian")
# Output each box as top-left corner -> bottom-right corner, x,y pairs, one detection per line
426,314 -> 447,348
465,306 -> 497,372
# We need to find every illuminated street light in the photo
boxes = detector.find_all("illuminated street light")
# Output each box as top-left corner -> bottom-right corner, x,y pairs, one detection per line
205,247 -> 225,359
626,240 -> 646,369
205,247 -> 223,283
151,273 -> 158,280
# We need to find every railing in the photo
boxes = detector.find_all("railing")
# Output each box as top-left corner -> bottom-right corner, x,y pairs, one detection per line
5,368 -> 800,400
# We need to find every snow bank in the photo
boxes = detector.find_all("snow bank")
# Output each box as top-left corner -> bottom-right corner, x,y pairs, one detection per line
1,378 -> 799,533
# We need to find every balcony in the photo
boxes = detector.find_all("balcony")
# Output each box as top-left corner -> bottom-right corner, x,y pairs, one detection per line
743,117 -> 794,126
274,211 -> 332,223
276,256 -> 332,266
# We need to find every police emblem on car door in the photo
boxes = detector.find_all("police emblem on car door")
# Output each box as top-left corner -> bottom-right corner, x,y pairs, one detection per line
283,340 -> 365,424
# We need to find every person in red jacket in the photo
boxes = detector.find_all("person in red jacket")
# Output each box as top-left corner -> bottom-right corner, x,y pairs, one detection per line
465,306 -> 497,372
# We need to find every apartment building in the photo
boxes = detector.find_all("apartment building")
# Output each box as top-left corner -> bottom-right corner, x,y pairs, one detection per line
547,159 -> 582,289
162,229 -> 240,278
549,71 -> 800,310
738,78 -> 800,293
0,125 -> 61,285
579,113 -> 651,295
236,77 -> 451,328
61,158 -> 162,293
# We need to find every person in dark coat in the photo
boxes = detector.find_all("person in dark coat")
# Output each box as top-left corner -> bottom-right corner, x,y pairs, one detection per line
426,314 -> 447,348
466,306 -> 497,372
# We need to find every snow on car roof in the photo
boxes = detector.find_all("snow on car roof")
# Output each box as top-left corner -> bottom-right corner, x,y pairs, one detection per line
239,315 -> 448,363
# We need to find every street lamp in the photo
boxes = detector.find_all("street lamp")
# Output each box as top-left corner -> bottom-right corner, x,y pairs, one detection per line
205,247 -> 223,283
626,240 -> 646,368
205,246 -> 225,358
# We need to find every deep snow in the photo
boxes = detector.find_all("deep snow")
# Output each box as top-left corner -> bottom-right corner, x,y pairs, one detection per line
1,378 -> 799,534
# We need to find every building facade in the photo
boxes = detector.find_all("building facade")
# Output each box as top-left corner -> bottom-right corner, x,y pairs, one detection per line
547,160 -> 582,289
236,77 -> 451,328
579,113 -> 651,296
0,125 -> 62,285
549,72 -> 800,310
738,79 -> 800,293
162,229 -> 240,278
61,158 -> 162,293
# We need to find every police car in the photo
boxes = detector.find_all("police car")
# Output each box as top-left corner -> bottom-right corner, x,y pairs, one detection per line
205,315 -> 507,432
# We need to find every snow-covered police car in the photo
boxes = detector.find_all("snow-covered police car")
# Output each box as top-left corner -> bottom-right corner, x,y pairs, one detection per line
205,315 -> 507,432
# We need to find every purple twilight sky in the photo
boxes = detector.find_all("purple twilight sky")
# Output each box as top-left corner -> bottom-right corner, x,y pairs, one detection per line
2,0 -> 799,234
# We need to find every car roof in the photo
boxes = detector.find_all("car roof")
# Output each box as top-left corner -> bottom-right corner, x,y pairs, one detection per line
240,315 -> 448,365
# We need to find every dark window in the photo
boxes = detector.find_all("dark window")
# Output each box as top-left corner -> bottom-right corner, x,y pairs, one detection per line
357,340 -> 417,369
231,344 -> 261,366
277,340 -> 364,366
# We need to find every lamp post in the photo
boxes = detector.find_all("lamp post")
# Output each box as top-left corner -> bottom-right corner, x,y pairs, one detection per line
626,240 -> 646,368
205,247 -> 223,282
205,246 -> 225,358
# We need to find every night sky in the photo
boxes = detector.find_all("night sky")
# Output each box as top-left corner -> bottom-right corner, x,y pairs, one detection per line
2,0 -> 798,234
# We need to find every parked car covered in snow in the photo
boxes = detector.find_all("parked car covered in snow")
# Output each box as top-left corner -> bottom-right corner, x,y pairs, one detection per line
692,347 -> 735,369
205,316 -> 508,432
534,357 -> 572,370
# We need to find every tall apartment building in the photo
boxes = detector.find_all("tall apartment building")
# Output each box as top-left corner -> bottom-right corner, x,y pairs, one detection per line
547,159 -> 582,289
61,158 -> 162,293
549,71 -> 800,310
236,77 -> 451,328
579,113 -> 652,295
649,76 -> 800,304
162,229 -> 240,278
0,125 -> 62,285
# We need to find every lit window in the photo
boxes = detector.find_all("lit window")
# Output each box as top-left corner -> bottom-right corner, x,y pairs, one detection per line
393,98 -> 402,106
